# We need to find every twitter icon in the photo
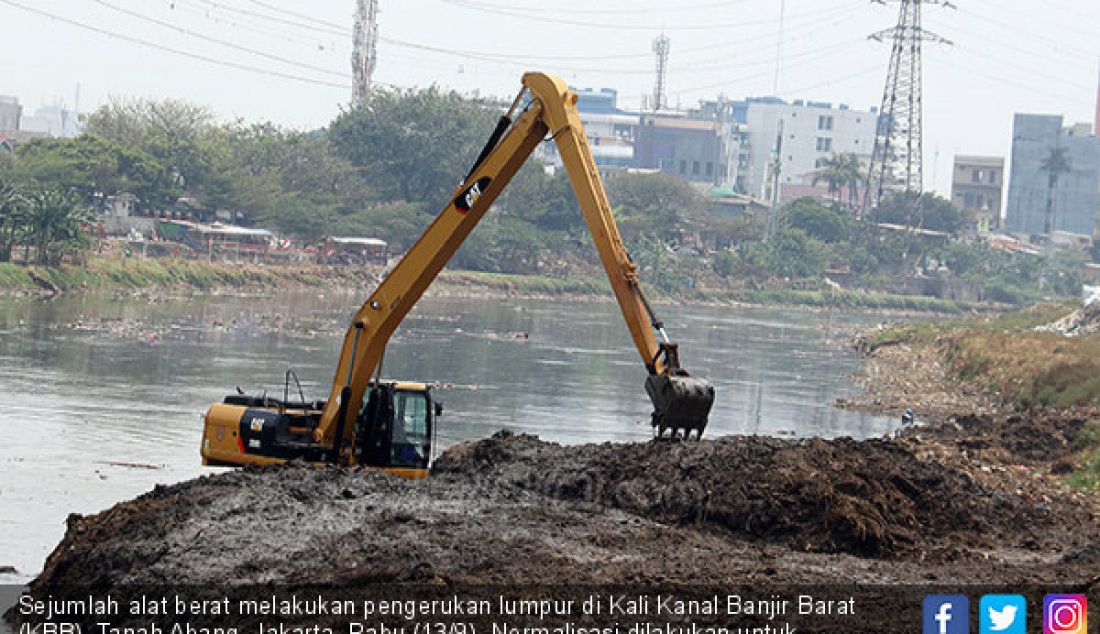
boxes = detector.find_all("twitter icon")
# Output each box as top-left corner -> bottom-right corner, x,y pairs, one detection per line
980,595 -> 1027,634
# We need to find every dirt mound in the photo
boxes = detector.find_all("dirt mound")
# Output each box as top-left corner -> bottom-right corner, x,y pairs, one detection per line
946,411 -> 1090,463
23,432 -> 1100,596
434,432 -> 1085,559
30,463 -> 775,589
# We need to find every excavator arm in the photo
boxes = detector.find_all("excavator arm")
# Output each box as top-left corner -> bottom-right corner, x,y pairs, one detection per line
201,72 -> 715,470
311,72 -> 714,462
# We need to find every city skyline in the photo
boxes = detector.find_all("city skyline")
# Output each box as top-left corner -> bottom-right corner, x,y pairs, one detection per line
0,0 -> 1097,198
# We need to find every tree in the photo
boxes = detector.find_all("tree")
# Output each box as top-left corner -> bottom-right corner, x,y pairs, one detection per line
207,124 -> 373,237
712,250 -> 737,278
811,153 -> 863,208
604,172 -> 708,239
1041,146 -> 1072,235
328,86 -> 498,206
83,98 -> 221,202
25,189 -> 93,265
0,177 -> 27,262
870,191 -> 968,235
763,227 -> 831,279
498,165 -> 581,234
784,197 -> 850,243
13,135 -> 176,210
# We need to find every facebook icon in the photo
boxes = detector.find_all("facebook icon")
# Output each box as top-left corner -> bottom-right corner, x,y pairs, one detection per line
924,595 -> 970,634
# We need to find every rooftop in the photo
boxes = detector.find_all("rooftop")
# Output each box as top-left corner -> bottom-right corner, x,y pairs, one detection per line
954,155 -> 1004,167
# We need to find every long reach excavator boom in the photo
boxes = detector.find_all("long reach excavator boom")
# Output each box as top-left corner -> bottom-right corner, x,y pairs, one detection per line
200,72 -> 715,477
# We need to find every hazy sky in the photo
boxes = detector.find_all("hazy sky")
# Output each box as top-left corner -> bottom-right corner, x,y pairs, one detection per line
1,0 -> 1098,196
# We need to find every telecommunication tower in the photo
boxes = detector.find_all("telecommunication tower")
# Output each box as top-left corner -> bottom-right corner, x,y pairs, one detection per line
652,34 -> 670,111
863,0 -> 952,210
352,0 -> 380,107
1094,64 -> 1100,138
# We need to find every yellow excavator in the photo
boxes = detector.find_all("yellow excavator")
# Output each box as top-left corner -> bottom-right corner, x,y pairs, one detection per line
200,72 -> 715,478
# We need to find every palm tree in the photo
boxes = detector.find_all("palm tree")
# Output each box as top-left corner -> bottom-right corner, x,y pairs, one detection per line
812,153 -> 864,211
0,177 -> 26,262
839,153 -> 864,210
812,154 -> 848,205
26,189 -> 93,265
1040,146 -> 1072,236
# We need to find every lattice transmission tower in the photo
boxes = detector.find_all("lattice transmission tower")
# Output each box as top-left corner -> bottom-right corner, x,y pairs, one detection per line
652,33 -> 670,111
352,0 -> 380,107
863,0 -> 952,210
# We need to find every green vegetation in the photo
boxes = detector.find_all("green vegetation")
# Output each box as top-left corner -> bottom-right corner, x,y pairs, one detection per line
709,195 -> 1082,303
865,303 -> 1100,489
1067,420 -> 1100,490
0,90 -> 1086,307
864,307 -> 1095,407
734,289 -> 965,312
0,257 -> 285,291
861,302 -> 1075,352
811,153 -> 863,209
0,176 -> 94,265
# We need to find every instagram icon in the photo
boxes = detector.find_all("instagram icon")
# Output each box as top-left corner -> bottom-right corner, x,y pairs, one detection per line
1044,595 -> 1087,634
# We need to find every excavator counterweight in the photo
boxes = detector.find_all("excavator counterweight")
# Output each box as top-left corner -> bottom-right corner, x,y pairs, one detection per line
200,72 -> 714,475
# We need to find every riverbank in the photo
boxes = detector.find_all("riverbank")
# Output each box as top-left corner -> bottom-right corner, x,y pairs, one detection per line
843,302 -> 1100,491
0,257 -> 984,313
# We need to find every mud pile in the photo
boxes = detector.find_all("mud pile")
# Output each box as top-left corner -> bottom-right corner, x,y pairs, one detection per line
31,461 -> 782,588
939,411 -> 1092,464
434,432 -> 1084,559
28,431 -> 1099,593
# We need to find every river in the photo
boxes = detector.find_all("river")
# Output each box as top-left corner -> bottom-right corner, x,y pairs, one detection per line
0,290 -> 896,580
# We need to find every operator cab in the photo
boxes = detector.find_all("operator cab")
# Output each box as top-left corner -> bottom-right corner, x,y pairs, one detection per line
355,381 -> 440,476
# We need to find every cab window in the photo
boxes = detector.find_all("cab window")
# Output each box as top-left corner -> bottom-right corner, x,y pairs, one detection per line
390,391 -> 429,467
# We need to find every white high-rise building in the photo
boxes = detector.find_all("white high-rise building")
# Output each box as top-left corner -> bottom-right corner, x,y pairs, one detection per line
741,99 -> 878,199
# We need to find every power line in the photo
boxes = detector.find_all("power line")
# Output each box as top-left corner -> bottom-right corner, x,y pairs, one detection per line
178,0 -> 834,64
952,4 -> 1095,58
0,0 -> 349,89
377,34 -> 864,77
171,0 -> 346,52
240,0 -> 349,31
947,43 -> 1094,97
670,37 -> 870,95
191,0 -> 347,37
425,0 -> 753,15
782,63 -> 883,96
89,0 -> 346,77
172,0 -> 863,68
435,0 -> 858,31
966,0 -> 1099,43
925,16 -> 1094,74
926,51 -> 1089,106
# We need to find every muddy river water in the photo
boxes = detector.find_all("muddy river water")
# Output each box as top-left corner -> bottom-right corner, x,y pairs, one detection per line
0,290 -> 896,580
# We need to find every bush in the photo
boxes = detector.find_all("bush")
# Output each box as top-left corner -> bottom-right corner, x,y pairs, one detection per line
784,197 -> 851,244
764,228 -> 831,279
712,250 -> 736,278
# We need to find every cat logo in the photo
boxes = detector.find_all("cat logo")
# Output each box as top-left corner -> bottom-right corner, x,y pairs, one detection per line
455,176 -> 492,214
250,417 -> 265,432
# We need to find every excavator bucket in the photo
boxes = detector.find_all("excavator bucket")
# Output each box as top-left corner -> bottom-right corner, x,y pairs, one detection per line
645,373 -> 715,439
